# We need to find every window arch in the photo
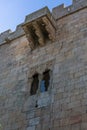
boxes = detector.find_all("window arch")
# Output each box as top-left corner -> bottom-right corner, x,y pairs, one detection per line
30,73 -> 39,95
40,69 -> 50,92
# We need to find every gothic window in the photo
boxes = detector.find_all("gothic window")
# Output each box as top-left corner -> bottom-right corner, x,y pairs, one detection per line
40,70 -> 50,92
30,73 -> 39,95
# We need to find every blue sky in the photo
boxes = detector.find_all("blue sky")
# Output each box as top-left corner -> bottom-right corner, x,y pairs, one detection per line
0,0 -> 72,33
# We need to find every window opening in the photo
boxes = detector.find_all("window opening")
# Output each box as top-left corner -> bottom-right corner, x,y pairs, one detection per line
30,73 -> 39,95
40,70 -> 50,92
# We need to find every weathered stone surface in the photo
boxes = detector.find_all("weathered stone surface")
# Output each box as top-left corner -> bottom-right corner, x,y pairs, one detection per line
0,0 -> 87,130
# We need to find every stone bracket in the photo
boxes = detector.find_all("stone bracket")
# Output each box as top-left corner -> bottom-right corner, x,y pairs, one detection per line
22,7 -> 56,50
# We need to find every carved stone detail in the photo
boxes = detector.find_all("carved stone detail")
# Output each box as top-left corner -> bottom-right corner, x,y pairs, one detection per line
32,21 -> 45,46
23,26 -> 35,50
28,59 -> 55,78
42,16 -> 56,42
22,13 -> 56,50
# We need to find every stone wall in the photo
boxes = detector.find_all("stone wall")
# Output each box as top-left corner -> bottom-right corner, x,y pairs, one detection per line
0,0 -> 87,130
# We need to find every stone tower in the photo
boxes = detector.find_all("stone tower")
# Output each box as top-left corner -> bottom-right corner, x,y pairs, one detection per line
0,0 -> 87,130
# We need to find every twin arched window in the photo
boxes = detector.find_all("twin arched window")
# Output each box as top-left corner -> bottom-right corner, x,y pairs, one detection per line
30,70 -> 50,96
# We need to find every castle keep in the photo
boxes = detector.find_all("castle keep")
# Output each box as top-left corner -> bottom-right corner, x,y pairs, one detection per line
0,0 -> 87,129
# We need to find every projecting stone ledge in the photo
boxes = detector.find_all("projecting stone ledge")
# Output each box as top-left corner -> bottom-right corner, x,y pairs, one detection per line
22,7 -> 56,50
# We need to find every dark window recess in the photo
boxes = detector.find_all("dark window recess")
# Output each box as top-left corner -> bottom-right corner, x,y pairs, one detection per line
40,70 -> 50,92
30,74 -> 39,95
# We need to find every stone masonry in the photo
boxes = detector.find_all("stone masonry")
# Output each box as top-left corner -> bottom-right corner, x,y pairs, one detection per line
0,0 -> 87,130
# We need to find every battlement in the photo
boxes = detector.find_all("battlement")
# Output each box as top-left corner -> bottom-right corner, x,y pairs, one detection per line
52,0 -> 87,19
0,0 -> 86,46
0,24 -> 25,46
